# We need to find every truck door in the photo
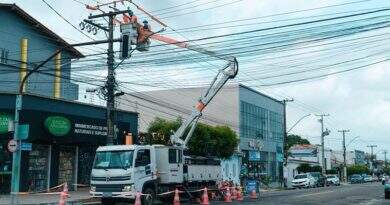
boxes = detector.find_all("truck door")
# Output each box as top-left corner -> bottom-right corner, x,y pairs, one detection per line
168,148 -> 183,183
134,149 -> 152,191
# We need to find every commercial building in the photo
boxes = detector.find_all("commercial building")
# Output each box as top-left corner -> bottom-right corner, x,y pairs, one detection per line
0,4 -> 139,193
0,93 -> 138,193
118,83 -> 285,183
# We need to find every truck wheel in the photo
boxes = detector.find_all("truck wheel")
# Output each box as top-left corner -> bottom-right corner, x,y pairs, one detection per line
142,187 -> 156,205
385,191 -> 390,199
101,198 -> 115,205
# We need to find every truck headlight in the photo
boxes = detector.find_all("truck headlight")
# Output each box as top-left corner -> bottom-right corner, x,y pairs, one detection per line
122,185 -> 134,192
90,186 -> 96,192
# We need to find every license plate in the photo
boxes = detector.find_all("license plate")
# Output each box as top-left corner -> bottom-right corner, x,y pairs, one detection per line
103,192 -> 112,197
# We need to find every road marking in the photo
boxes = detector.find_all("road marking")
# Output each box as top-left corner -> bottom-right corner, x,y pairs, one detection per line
295,190 -> 334,198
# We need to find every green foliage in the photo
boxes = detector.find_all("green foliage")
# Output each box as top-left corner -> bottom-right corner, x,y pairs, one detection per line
147,117 -> 239,159
347,165 -> 369,176
260,175 -> 273,189
296,163 -> 321,173
286,134 -> 311,151
146,118 -> 181,145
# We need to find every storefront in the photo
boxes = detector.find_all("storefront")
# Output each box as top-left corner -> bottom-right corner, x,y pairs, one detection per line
0,93 -> 138,193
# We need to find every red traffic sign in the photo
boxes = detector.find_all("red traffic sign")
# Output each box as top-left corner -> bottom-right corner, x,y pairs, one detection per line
7,139 -> 18,152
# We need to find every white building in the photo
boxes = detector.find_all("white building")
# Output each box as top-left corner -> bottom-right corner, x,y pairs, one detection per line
118,84 -> 285,184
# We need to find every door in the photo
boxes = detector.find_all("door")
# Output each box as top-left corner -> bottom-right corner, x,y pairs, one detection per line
168,148 -> 183,183
133,149 -> 152,191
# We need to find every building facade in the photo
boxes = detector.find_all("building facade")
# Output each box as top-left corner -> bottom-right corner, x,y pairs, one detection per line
0,3 -> 81,100
0,4 -> 139,194
0,93 -> 138,193
118,84 -> 285,183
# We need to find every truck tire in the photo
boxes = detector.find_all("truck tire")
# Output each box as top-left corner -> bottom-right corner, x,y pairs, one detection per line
101,198 -> 116,205
385,190 -> 390,199
142,187 -> 156,205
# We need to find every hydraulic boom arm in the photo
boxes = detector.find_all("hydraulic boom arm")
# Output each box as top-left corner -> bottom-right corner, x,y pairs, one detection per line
169,57 -> 238,148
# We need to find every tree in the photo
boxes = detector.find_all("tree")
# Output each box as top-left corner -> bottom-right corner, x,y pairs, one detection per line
347,165 -> 369,176
146,117 -> 238,159
284,134 -> 311,165
286,134 -> 311,151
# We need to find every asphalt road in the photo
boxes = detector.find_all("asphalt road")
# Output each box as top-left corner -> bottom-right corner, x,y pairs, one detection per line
218,182 -> 389,205
98,182 -> 389,205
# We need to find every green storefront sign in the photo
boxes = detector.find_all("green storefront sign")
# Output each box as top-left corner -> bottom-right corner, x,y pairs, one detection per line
0,114 -> 10,134
44,116 -> 71,136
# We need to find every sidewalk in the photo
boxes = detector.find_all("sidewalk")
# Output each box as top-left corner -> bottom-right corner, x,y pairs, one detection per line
0,189 -> 98,205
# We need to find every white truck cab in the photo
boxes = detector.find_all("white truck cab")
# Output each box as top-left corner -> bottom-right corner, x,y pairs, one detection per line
90,145 -> 157,202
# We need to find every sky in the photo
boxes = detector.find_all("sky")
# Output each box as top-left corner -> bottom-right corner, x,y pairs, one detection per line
3,0 -> 390,158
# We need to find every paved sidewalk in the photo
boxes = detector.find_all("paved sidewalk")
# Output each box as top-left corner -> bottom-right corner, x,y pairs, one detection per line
0,189 -> 98,205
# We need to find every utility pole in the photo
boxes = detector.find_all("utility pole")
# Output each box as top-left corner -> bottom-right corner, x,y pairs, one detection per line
338,129 -> 350,183
281,98 -> 293,188
367,145 -> 378,171
282,98 -> 294,161
384,150 -> 388,168
87,10 -> 129,145
316,114 -> 330,175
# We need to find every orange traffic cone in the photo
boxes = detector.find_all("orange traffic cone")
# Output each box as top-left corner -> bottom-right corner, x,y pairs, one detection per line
63,182 -> 68,194
250,189 -> 258,199
173,188 -> 180,205
231,187 -> 237,200
200,187 -> 209,205
224,187 -> 232,203
59,183 -> 69,205
236,186 -> 243,201
134,192 -> 141,205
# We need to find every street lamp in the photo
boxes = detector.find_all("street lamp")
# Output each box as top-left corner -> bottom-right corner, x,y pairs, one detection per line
287,114 -> 311,133
346,136 -> 360,148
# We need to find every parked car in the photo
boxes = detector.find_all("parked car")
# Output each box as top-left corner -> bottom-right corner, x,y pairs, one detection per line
363,175 -> 373,183
326,175 -> 340,186
292,173 -> 316,189
309,172 -> 326,187
385,179 -> 390,199
350,174 -> 363,184
382,175 -> 389,185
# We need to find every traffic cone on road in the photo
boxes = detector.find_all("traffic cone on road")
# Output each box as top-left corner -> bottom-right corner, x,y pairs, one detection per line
59,183 -> 69,205
200,187 -> 209,205
134,192 -> 141,205
173,188 -> 180,205
231,187 -> 237,200
224,187 -> 232,203
236,186 -> 243,201
250,189 -> 258,199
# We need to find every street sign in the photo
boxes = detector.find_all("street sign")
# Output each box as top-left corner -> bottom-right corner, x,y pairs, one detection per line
20,142 -> 32,151
7,139 -> 18,152
17,124 -> 29,140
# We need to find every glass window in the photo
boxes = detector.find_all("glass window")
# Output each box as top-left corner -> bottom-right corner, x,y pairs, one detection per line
94,150 -> 134,169
135,149 -> 150,166
169,149 -> 177,163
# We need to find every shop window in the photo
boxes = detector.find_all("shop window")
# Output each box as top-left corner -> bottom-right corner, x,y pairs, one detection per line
58,146 -> 75,190
28,145 -> 50,192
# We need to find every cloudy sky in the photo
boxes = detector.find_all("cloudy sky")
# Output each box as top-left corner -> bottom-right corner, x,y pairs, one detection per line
4,0 -> 390,158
